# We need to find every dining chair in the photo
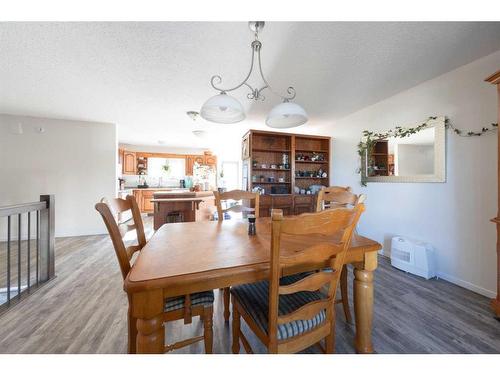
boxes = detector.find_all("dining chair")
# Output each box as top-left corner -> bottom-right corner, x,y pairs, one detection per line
213,189 -> 260,322
213,189 -> 260,222
315,186 -> 366,324
230,205 -> 365,353
95,195 -> 214,354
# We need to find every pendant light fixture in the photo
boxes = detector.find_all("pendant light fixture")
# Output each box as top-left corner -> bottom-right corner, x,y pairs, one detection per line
200,21 -> 308,128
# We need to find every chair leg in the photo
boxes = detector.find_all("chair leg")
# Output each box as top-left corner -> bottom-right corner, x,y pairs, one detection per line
340,265 -> 353,324
223,287 -> 231,322
325,311 -> 336,354
203,306 -> 213,354
231,298 -> 241,354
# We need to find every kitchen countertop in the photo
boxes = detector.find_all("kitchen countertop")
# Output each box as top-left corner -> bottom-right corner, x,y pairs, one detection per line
153,190 -> 214,198
124,187 -> 189,191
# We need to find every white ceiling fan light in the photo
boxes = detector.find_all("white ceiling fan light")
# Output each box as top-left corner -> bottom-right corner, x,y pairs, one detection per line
200,92 -> 245,124
200,21 -> 307,128
266,100 -> 308,129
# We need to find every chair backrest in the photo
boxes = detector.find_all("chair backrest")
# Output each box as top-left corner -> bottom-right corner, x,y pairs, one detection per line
268,204 -> 365,348
95,195 -> 147,280
213,190 -> 260,222
316,185 -> 366,212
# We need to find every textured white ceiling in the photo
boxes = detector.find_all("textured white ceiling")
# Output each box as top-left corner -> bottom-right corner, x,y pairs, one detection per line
1,22 -> 500,151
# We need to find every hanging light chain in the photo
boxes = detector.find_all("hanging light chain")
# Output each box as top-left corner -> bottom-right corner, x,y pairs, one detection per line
208,23 -> 297,102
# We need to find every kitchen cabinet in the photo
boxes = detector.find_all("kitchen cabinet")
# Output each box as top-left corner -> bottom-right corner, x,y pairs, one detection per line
185,155 -> 195,176
193,155 -> 205,165
119,148 -> 217,177
118,148 -> 124,166
185,154 -> 217,175
132,189 -> 155,213
123,151 -> 137,175
141,190 -> 155,213
205,154 -> 217,166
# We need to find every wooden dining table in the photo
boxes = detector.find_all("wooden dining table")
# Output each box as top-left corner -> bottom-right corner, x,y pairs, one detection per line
124,217 -> 382,354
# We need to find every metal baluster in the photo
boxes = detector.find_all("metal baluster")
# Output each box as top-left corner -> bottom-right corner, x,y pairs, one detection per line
36,210 -> 39,285
27,211 -> 31,291
18,213 -> 21,298
7,216 -> 11,304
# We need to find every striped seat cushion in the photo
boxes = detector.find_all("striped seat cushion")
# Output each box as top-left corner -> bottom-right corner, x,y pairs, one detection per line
230,273 -> 327,341
164,290 -> 215,312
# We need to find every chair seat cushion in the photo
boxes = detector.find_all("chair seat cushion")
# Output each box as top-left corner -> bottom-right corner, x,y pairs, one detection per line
230,273 -> 327,341
165,290 -> 215,312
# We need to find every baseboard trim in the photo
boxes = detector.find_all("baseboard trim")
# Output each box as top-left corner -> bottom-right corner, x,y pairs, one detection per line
435,271 -> 496,299
380,252 -> 496,299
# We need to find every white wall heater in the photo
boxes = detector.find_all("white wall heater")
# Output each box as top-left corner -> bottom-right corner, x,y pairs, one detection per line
390,236 -> 436,279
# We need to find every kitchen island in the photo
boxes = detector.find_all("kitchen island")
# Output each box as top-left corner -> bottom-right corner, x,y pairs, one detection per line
151,190 -> 215,230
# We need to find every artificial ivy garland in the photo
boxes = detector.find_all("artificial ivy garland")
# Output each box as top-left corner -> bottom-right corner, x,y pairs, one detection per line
357,116 -> 498,185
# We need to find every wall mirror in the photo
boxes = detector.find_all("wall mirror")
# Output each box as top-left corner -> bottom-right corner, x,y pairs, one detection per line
362,116 -> 446,183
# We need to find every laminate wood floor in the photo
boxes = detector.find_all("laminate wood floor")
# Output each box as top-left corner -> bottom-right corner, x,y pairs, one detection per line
0,218 -> 499,354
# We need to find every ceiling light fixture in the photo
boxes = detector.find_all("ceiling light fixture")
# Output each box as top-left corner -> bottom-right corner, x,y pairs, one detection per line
200,21 -> 308,128
186,110 -> 200,121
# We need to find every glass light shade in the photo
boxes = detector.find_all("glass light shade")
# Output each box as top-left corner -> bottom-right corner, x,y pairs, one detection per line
265,101 -> 308,128
200,93 -> 245,124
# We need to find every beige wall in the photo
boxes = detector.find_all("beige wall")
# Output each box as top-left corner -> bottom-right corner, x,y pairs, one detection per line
0,114 -> 116,238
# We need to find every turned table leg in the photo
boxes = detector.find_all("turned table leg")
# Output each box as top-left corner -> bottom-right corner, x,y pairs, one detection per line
128,305 -> 137,354
131,290 -> 165,354
353,251 -> 377,354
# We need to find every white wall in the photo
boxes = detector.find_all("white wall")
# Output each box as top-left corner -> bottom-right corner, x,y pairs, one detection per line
316,50 -> 500,297
0,114 -> 116,238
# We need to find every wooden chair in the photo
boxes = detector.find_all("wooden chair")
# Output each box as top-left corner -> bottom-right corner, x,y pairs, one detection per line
315,186 -> 366,324
95,195 -> 214,354
231,205 -> 365,353
213,189 -> 260,222
213,189 -> 260,322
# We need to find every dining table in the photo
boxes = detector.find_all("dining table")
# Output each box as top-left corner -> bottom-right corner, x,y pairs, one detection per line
124,217 -> 382,354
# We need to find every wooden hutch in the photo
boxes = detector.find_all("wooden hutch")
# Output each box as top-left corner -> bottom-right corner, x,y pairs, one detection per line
242,129 -> 331,216
486,70 -> 500,318
368,140 -> 390,177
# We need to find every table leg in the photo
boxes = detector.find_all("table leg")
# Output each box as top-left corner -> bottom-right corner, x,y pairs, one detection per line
353,251 -> 377,354
131,290 -> 165,354
128,305 -> 137,354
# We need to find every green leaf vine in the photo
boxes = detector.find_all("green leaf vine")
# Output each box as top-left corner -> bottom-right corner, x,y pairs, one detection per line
357,116 -> 498,186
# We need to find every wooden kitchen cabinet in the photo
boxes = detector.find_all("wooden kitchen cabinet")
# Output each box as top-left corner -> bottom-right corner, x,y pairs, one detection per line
119,148 -> 217,177
132,189 -> 155,213
118,148 -> 124,166
185,155 -> 195,176
123,151 -> 137,175
205,154 -> 217,166
193,155 -> 205,165
185,154 -> 217,175
141,190 -> 155,213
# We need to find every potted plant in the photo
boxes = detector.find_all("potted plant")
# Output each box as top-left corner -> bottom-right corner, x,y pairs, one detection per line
162,161 -> 170,175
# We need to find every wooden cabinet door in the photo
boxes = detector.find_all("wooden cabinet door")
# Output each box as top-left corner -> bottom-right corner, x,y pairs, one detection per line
205,155 -> 217,166
123,151 -> 137,175
185,156 -> 194,176
194,155 -> 205,165
118,148 -> 124,166
142,191 -> 155,213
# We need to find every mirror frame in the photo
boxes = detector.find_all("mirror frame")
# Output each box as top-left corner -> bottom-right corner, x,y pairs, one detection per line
362,116 -> 446,183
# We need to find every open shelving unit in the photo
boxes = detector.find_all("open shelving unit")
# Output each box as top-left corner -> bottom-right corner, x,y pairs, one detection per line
241,129 -> 331,216
368,140 -> 390,177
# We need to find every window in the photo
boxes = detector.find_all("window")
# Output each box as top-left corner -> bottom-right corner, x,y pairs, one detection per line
148,157 -> 186,179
